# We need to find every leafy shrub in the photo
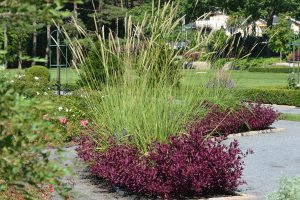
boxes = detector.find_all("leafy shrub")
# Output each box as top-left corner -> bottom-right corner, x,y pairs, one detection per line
10,66 -> 50,97
77,130 -> 247,199
233,57 -> 280,70
189,103 -> 278,136
266,176 -> 300,200
0,77 -> 65,197
25,65 -> 50,84
248,67 -> 289,73
237,88 -> 300,107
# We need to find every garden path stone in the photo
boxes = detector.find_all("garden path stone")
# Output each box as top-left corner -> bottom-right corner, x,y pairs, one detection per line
233,120 -> 300,200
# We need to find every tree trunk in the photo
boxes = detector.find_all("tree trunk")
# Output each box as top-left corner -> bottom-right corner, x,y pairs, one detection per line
72,0 -> 78,68
45,24 -> 50,67
267,10 -> 275,28
45,0 -> 51,67
32,21 -> 37,66
18,37 -> 22,69
130,0 -> 134,8
3,24 -> 8,69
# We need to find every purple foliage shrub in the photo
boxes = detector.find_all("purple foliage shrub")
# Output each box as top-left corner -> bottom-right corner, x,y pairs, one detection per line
77,133 -> 246,198
189,103 -> 278,136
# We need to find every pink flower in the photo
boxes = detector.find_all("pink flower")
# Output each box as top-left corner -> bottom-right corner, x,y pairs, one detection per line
80,119 -> 89,127
59,117 -> 67,125
48,184 -> 54,193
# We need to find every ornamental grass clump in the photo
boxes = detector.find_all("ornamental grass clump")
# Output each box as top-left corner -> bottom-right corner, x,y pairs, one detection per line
64,1 -> 259,198
64,1 -> 215,153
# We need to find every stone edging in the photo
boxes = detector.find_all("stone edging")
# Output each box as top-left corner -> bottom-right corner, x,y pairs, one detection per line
227,128 -> 285,138
197,193 -> 256,200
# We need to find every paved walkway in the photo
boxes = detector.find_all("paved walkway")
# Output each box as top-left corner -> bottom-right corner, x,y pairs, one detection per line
236,120 -> 300,200
270,104 -> 300,115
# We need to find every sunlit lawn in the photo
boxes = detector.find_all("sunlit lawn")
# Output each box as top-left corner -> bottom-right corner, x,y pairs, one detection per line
2,68 -> 288,89
2,68 -> 79,85
182,70 -> 288,88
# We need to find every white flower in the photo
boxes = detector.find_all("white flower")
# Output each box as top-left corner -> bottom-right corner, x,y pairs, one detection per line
65,108 -> 69,112
34,76 -> 40,80
10,80 -> 14,83
44,92 -> 48,95
58,106 -> 63,111
72,114 -> 75,117
18,75 -> 22,79
36,91 -> 40,95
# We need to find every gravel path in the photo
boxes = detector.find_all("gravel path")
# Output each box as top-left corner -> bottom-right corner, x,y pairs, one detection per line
52,112 -> 300,200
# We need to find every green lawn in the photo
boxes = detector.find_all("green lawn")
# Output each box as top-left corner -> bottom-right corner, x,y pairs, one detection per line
279,114 -> 300,122
2,68 -> 79,84
182,70 -> 288,88
2,68 -> 289,89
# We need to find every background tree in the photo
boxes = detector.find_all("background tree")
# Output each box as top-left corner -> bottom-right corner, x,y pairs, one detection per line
266,16 -> 293,61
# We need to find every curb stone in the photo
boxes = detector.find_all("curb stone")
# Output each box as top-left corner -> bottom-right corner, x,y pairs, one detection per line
227,128 -> 285,138
197,194 -> 255,200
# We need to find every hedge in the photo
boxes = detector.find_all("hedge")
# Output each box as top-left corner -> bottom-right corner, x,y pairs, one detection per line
248,67 -> 290,73
233,57 -> 280,70
236,88 -> 300,107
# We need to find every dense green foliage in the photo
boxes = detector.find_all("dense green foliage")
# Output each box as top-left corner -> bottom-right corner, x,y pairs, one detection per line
232,57 -> 280,70
0,76 -> 66,198
248,66 -> 290,73
266,16 -> 294,55
9,66 -> 50,97
237,88 -> 300,106
25,65 -> 50,84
